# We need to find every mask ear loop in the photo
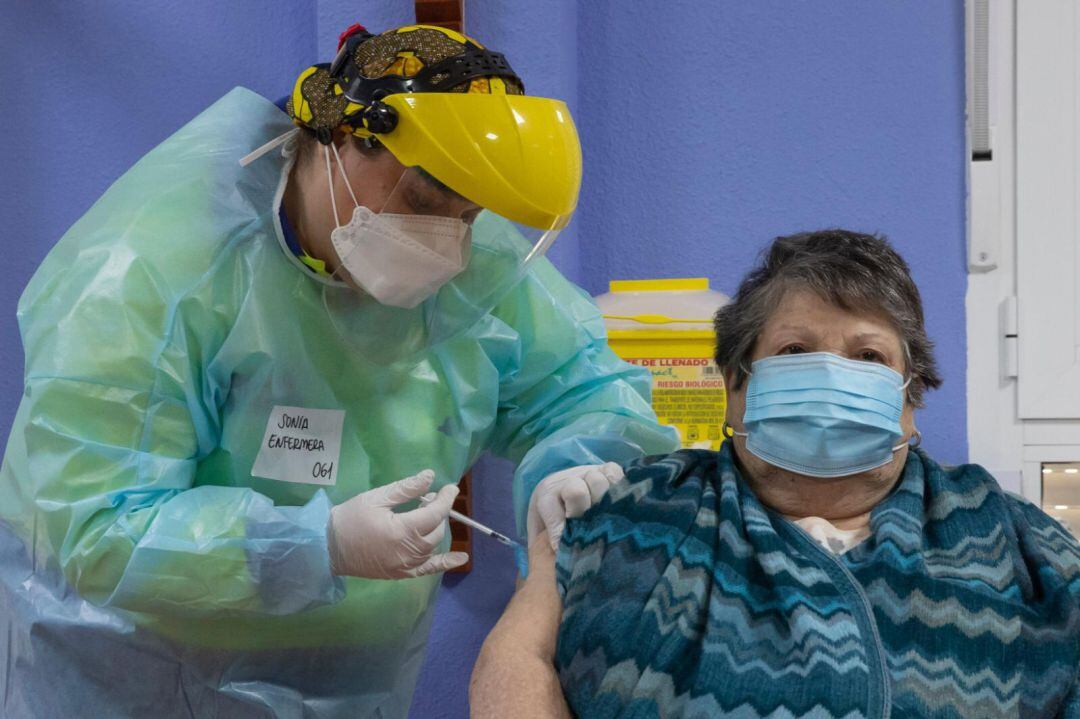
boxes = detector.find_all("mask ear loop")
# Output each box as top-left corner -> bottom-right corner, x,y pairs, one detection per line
891,374 -> 918,452
724,364 -> 751,440
893,429 -> 921,452
324,146 -> 344,230
329,142 -> 360,209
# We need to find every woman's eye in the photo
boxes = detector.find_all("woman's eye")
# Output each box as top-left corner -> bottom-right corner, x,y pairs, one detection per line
860,350 -> 886,363
780,344 -> 806,355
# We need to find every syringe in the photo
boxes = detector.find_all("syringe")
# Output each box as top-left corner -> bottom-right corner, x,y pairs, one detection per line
420,494 -> 522,549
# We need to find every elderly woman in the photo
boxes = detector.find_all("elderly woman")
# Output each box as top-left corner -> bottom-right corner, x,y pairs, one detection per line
470,230 -> 1080,719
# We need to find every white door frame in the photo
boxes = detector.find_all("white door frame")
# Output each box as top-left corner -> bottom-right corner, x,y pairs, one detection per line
966,0 -> 1080,503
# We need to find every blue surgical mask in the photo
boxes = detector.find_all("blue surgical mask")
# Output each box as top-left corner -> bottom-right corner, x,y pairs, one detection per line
731,352 -> 914,478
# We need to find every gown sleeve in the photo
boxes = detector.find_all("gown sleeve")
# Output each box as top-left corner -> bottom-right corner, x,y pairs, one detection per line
486,258 -> 680,534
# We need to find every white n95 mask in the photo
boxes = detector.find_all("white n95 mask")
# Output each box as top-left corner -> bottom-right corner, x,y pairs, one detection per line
324,145 -> 470,309
331,206 -> 470,309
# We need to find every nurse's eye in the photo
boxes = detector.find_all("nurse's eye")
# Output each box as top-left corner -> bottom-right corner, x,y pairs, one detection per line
780,344 -> 807,355
405,188 -> 448,215
860,349 -> 886,363
407,194 -> 437,214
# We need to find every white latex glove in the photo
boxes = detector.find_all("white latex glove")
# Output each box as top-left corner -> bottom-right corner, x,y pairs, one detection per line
526,462 -> 625,551
327,470 -> 469,579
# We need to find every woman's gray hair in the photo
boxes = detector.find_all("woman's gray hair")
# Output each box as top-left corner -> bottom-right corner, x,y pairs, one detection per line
713,229 -> 942,406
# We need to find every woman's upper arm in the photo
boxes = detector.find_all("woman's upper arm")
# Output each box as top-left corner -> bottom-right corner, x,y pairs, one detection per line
470,539 -> 571,718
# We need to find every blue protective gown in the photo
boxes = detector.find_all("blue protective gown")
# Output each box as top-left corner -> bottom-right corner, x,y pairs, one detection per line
0,88 -> 678,718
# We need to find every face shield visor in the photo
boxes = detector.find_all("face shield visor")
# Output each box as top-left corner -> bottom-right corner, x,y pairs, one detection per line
321,92 -> 580,364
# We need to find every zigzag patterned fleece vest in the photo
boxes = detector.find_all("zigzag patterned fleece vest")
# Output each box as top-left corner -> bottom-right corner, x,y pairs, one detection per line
556,444 -> 1080,719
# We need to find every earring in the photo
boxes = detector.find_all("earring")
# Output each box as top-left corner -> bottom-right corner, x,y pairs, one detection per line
908,429 -> 922,449
722,422 -> 735,439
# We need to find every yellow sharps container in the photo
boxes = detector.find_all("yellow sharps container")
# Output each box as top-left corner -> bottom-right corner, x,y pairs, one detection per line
595,279 -> 730,449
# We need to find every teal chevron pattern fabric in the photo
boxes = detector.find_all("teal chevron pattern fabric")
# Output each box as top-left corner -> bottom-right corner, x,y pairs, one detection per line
555,444 -> 1080,718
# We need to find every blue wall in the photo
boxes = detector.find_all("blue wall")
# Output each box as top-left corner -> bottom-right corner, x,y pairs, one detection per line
2,2 -> 966,717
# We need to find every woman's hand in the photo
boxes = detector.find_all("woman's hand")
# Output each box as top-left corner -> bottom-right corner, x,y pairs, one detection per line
469,536 -> 571,718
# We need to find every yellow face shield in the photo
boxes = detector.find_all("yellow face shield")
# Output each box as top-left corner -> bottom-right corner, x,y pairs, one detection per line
378,93 -> 582,232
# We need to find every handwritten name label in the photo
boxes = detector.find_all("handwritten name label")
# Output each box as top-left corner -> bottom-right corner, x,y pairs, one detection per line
252,406 -> 345,486
279,412 -> 310,431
